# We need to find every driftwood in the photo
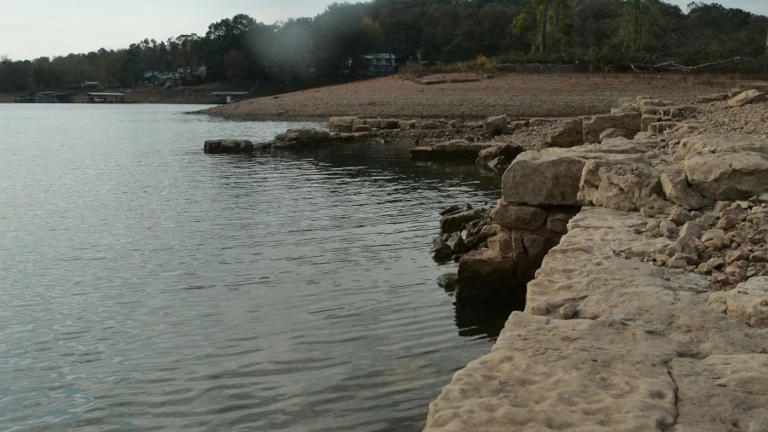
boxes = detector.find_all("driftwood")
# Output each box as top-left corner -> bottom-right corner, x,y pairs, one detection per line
630,57 -> 744,72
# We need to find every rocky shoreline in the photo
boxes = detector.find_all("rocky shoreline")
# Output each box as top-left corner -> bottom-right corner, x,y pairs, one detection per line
205,82 -> 768,430
423,85 -> 768,431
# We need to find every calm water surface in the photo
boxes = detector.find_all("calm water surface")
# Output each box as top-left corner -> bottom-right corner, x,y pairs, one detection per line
0,104 -> 503,431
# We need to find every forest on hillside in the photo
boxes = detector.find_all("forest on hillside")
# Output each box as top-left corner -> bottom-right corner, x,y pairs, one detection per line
1,0 -> 767,93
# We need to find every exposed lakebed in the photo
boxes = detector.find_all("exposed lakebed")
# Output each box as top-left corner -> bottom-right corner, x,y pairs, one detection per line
0,104 -> 508,431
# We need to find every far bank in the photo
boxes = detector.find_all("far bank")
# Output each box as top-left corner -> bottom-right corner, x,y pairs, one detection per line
200,73 -> 747,121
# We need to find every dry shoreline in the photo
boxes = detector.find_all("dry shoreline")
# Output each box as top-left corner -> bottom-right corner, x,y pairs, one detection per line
201,73 -> 738,121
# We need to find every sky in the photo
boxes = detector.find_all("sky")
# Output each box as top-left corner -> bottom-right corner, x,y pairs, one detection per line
1,0 -> 767,61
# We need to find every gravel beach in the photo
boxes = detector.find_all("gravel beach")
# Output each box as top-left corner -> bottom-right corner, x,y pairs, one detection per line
201,73 -> 736,120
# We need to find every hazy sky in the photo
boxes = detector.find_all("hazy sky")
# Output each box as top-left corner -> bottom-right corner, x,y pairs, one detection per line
2,0 -> 767,60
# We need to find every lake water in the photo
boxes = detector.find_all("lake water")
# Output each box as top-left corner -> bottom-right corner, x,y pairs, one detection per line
0,104 -> 504,431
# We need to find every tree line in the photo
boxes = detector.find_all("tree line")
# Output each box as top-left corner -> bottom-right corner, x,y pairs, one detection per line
1,0 -> 767,93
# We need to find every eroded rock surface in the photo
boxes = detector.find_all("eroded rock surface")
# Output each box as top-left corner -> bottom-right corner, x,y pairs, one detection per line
425,208 -> 768,432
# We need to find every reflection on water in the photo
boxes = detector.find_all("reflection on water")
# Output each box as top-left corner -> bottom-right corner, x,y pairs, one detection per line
0,104 -> 507,432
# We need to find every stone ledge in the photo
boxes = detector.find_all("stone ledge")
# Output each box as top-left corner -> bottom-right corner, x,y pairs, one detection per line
425,207 -> 768,432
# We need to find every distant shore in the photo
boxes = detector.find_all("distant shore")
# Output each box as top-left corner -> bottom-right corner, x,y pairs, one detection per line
0,86 -> 222,105
200,73 -> 741,121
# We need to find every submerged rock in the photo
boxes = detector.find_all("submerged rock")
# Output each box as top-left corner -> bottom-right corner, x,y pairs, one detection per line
272,128 -> 332,148
203,139 -> 255,154
411,140 -> 494,160
436,272 -> 459,292
440,208 -> 484,234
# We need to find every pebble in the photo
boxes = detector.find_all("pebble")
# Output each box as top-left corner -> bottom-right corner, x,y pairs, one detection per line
660,220 -> 679,239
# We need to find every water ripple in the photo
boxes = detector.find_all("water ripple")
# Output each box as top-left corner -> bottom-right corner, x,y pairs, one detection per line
0,104 -> 502,432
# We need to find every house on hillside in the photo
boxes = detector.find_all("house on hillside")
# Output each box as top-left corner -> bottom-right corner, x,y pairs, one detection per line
362,53 -> 397,75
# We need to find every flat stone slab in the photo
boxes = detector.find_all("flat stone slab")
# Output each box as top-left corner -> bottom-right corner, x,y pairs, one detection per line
425,207 -> 768,432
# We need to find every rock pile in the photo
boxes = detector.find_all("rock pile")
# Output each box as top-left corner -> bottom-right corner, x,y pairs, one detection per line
637,198 -> 768,287
431,204 -> 496,264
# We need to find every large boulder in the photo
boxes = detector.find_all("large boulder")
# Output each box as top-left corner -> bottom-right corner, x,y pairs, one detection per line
491,202 -> 546,230
456,249 -> 520,301
678,134 -> 768,200
476,144 -> 525,175
203,139 -> 254,154
329,116 -> 357,132
577,160 -> 662,212
582,113 -> 641,144
544,118 -> 583,147
484,115 -> 509,136
727,89 -> 767,107
502,140 -> 649,206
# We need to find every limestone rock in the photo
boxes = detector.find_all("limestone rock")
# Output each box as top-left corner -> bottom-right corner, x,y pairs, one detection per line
522,233 -> 547,259
491,203 -> 546,230
727,89 -> 767,107
484,115 -> 508,136
660,170 -> 711,210
696,93 -> 728,103
672,354 -> 768,431
440,208 -> 483,234
709,277 -> 768,327
577,160 -> 662,212
203,139 -> 255,154
456,249 -> 520,301
476,144 -> 524,175
431,237 -> 453,262
427,207 -> 768,432
544,118 -> 583,147
546,212 -> 572,233
502,142 -> 648,206
641,114 -> 661,131
582,112 -> 640,143
679,134 -> 768,200
411,140 -> 494,160
599,128 -> 630,142
329,116 -> 357,132
660,220 -> 679,239
648,121 -> 679,135
679,221 -> 703,239
668,206 -> 693,225
426,314 -> 680,432
436,272 -> 459,292
487,231 -> 526,259
272,128 -> 332,148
